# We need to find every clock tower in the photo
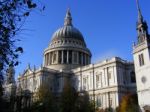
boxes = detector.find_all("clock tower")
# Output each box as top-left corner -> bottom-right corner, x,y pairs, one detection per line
133,0 -> 150,111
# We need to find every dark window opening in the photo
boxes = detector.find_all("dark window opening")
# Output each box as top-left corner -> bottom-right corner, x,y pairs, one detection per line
79,52 -> 81,64
69,50 -> 72,64
139,53 -> 145,66
131,71 -> 136,83
83,54 -> 85,65
64,50 -> 67,64
58,51 -> 61,64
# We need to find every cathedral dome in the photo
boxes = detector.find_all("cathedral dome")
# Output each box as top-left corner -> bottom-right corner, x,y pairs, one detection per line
44,9 -> 91,70
51,25 -> 85,42
50,9 -> 86,47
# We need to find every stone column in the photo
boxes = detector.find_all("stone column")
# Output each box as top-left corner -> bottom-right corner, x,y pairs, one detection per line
67,50 -> 69,64
61,50 -> 64,64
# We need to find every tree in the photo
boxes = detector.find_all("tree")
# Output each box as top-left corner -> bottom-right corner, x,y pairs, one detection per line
33,84 -> 56,112
60,80 -> 95,112
0,0 -> 38,71
60,81 -> 78,112
0,0 -> 44,101
75,91 -> 95,112
118,93 -> 139,112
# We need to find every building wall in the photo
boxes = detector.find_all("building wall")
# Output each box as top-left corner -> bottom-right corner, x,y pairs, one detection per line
72,57 -> 136,109
133,41 -> 150,110
17,57 -> 136,110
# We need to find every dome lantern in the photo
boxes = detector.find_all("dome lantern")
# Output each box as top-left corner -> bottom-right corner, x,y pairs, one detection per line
64,8 -> 72,26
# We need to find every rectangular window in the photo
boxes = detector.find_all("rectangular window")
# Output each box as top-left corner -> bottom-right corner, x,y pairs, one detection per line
83,77 -> 87,90
64,50 -> 67,63
139,53 -> 144,66
96,95 -> 101,107
79,52 -> 81,64
96,75 -> 100,82
83,77 -> 89,90
108,71 -> 111,79
96,75 -> 100,88
109,98 -> 112,107
53,51 -> 57,63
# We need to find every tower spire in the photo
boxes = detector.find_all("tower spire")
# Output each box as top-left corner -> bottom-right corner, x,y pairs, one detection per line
64,8 -> 72,26
135,0 -> 149,44
136,0 -> 143,23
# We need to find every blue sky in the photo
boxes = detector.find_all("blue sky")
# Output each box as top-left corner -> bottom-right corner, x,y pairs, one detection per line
15,0 -> 150,77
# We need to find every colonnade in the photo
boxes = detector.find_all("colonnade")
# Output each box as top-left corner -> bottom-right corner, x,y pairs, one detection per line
44,50 -> 91,66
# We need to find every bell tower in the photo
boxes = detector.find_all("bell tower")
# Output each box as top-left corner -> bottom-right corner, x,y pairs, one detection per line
133,0 -> 150,111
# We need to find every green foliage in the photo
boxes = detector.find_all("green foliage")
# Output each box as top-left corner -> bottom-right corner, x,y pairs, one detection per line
60,81 -> 95,112
0,0 -> 38,71
75,92 -> 94,112
0,0 -> 44,105
60,82 -> 78,112
33,84 -> 56,112
96,107 -> 113,112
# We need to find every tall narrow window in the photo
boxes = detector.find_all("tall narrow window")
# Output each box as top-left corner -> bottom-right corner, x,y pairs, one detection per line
79,52 -> 81,64
83,54 -> 85,65
83,77 -> 88,90
64,50 -> 67,64
96,95 -> 101,107
108,71 -> 111,79
69,50 -> 72,64
139,53 -> 145,66
109,98 -> 112,107
53,52 -> 57,63
58,51 -> 62,64
83,77 -> 87,90
96,74 -> 100,88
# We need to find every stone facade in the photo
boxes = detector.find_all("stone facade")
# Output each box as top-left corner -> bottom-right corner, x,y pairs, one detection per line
15,9 -> 137,110
17,57 -> 135,109
4,1 -> 150,111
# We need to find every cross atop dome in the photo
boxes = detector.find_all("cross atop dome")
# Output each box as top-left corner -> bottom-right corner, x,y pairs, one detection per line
64,8 -> 72,26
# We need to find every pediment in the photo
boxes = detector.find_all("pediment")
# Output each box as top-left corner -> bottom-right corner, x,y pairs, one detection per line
22,69 -> 33,76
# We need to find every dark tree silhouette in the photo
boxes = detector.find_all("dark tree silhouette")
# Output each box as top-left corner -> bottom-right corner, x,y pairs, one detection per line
0,0 -> 38,71
0,1 -> 44,111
